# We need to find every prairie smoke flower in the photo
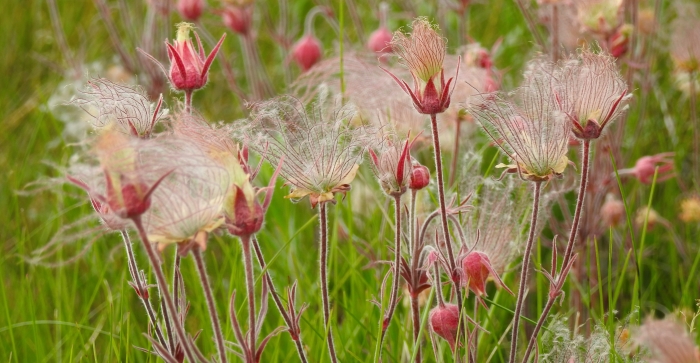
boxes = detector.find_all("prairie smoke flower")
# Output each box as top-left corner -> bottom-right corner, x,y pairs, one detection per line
143,141 -> 229,247
69,126 -> 172,221
617,152 -> 675,184
409,161 -> 430,190
600,193 -> 625,228
140,23 -> 226,93
575,0 -> 623,36
469,65 -> 571,182
177,0 -> 205,21
368,130 -> 416,196
222,5 -> 252,35
557,50 -> 630,140
66,162 -> 131,231
429,303 -> 460,352
71,78 -> 164,138
292,35 -> 323,72
386,18 -> 458,115
246,96 -> 369,208
368,26 -> 392,54
635,317 -> 700,363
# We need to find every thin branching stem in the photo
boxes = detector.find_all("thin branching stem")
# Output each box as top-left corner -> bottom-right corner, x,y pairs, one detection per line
131,216 -> 197,363
192,246 -> 228,363
379,194 -> 404,355
251,236 -> 309,363
241,234 -> 257,363
429,113 -> 463,318
319,202 -> 339,363
508,181 -> 543,363
521,139 -> 591,362
120,230 -> 167,348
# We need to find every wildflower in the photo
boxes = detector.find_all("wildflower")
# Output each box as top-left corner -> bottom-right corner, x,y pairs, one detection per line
143,141 -> 229,247
575,0 -> 623,36
66,164 -> 131,231
617,152 -> 675,184
557,50 -> 630,140
139,23 -> 226,93
71,78 -> 164,138
469,61 -> 572,182
429,303 -> 460,352
368,27 -> 392,54
246,96 -> 368,208
368,131 -> 416,196
409,161 -> 430,190
177,0 -> 205,21
222,5 -> 252,35
600,193 -> 625,228
292,35 -> 323,71
460,251 -> 512,297
635,317 -> 700,363
385,17 -> 458,115
70,126 -> 171,221
679,196 -> 700,223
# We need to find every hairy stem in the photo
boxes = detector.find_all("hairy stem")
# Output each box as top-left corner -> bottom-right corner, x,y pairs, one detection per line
379,194 -> 404,355
131,217 -> 197,363
429,113 -> 463,317
184,91 -> 193,114
409,189 -> 422,363
193,246 -> 228,363
241,235 -> 257,363
120,230 -> 168,348
449,119 -> 462,187
319,203 -> 339,363
521,140 -> 591,362
251,236 -> 309,363
508,182 -> 543,363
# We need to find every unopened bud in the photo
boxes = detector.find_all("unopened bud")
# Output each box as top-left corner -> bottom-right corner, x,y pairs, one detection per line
367,27 -> 392,53
429,304 -> 460,352
177,0 -> 205,21
222,6 -> 252,35
292,35 -> 322,71
409,163 -> 430,190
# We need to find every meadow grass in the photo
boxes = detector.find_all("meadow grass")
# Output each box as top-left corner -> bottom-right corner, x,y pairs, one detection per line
1,0 -> 699,362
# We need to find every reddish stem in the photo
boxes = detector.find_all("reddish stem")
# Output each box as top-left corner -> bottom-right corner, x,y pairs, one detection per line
241,235 -> 257,363
378,194 -> 404,355
185,90 -> 193,114
319,203 -> 339,363
193,246 -> 228,363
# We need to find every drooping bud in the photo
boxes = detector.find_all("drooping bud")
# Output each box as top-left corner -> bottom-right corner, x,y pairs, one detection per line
608,24 -> 633,58
600,193 -> 625,228
409,162 -> 430,190
623,152 -> 675,184
460,251 -> 512,297
177,0 -> 205,21
367,27 -> 392,53
292,35 -> 322,71
222,5 -> 252,35
429,303 -> 460,352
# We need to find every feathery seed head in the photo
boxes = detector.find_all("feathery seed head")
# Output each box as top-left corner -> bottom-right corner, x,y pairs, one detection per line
72,78 -> 164,138
635,317 -> 700,363
368,130 -> 416,197
386,18 -> 457,115
469,62 -> 571,182
246,96 -> 369,208
575,0 -> 623,35
558,49 -> 630,139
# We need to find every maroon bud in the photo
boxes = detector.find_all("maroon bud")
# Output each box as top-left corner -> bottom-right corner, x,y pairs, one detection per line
292,35 -> 322,71
226,185 -> 264,237
429,303 -> 460,352
222,6 -> 252,35
409,163 -> 430,190
367,27 -> 392,53
461,251 -> 490,296
176,0 -> 205,21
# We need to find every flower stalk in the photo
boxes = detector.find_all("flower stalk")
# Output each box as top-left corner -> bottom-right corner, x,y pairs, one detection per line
192,244 -> 228,363
319,202 -> 339,363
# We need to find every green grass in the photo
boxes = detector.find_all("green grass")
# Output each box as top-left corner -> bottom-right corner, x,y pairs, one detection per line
2,0 -> 700,362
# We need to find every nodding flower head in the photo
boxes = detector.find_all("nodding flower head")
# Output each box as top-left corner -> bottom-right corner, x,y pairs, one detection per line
77,126 -> 172,220
429,303 -> 460,352
140,23 -> 226,93
635,317 -> 700,363
409,161 -> 430,190
368,26 -> 393,54
292,35 -> 323,72
143,140 -> 229,248
368,131 -> 417,197
222,5 -> 252,35
618,152 -> 675,184
460,251 -> 512,297
469,60 -> 571,182
176,0 -> 205,21
246,96 -> 369,209
385,17 -> 458,115
71,78 -> 164,138
557,49 -> 630,140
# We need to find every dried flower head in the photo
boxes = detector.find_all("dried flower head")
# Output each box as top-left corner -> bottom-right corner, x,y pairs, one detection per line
469,61 -> 571,182
635,317 -> 700,363
71,78 -> 165,138
386,17 -> 458,115
143,140 -> 229,247
368,127 -> 417,197
246,96 -> 369,208
557,49 -> 630,139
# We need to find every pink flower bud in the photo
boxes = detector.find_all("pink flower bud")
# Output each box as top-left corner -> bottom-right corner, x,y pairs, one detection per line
629,152 -> 675,184
367,26 -> 392,53
461,251 -> 490,296
409,163 -> 430,190
429,303 -> 460,352
608,24 -> 633,58
226,185 -> 264,237
177,0 -> 205,21
292,35 -> 322,71
601,193 -> 625,228
222,6 -> 252,35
